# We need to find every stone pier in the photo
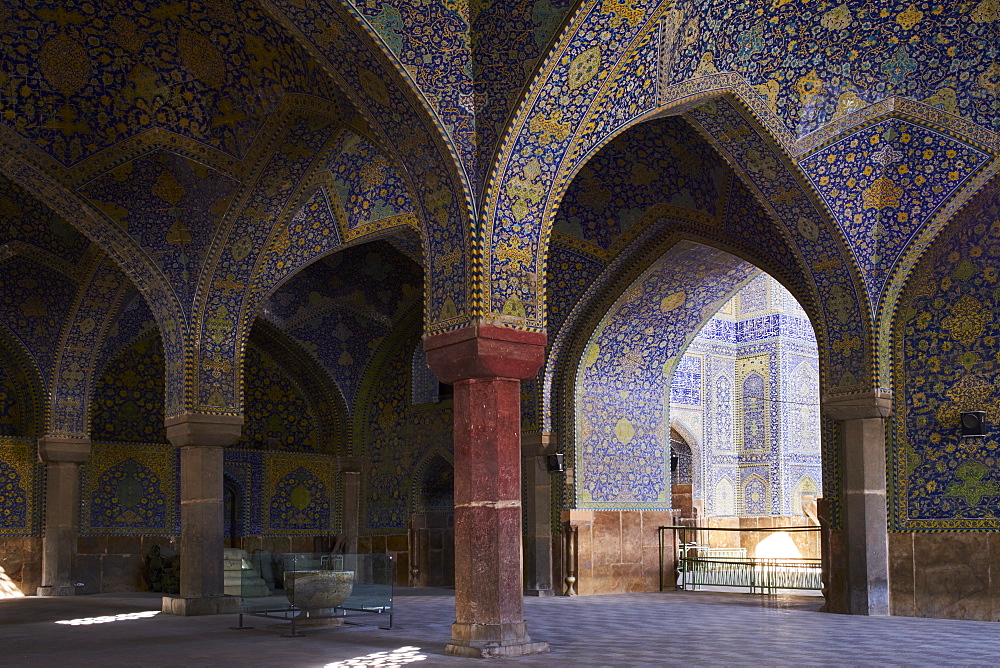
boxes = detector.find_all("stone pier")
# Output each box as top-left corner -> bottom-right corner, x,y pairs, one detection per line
425,324 -> 550,658
522,432 -> 556,597
162,413 -> 244,616
339,455 -> 364,553
37,436 -> 91,597
822,390 -> 892,616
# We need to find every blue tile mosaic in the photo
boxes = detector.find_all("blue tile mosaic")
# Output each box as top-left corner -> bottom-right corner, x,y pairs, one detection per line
892,180 -> 1000,530
666,277 -> 822,517
574,242 -> 756,509
0,438 -> 41,536
0,0 -> 338,166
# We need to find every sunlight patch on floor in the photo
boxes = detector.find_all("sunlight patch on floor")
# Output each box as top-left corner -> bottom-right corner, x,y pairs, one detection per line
324,646 -> 427,666
0,567 -> 24,599
55,610 -> 159,625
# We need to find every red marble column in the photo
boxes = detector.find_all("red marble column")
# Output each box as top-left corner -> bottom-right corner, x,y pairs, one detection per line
425,324 -> 550,658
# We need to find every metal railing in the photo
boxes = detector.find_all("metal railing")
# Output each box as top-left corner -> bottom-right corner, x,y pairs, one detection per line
659,525 -> 822,595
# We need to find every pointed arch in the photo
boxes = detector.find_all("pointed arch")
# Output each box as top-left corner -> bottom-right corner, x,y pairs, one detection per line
188,105 -> 344,415
741,372 -> 767,453
248,318 -> 349,454
713,476 -> 737,518
0,145 -> 191,418
410,448 -> 455,515
228,126 -> 426,417
792,475 -> 820,518
670,420 -> 700,460
538,94 -> 870,405
741,473 -> 770,517
0,322 -> 46,438
91,289 -> 161,386
352,301 -> 423,457
259,0 -> 474,333
787,360 -> 821,455
354,301 -> 454,534
48,257 -> 133,438
712,374 -> 734,454
223,471 -> 247,539
669,420 -> 701,503
543,218 -> 816,443
569,240 -> 758,510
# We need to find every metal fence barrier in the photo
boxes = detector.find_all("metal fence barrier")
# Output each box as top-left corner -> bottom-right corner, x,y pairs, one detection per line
660,525 -> 822,595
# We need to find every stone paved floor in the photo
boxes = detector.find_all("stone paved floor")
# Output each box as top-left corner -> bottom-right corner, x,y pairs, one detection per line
1,589 -> 999,666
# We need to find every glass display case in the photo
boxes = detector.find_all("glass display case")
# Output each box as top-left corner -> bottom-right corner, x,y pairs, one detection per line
233,553 -> 394,636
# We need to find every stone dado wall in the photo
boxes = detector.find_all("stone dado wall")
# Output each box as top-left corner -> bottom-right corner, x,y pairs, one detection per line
890,532 -> 1000,622
0,537 -> 41,595
557,510 -> 675,596
555,511 -> 823,597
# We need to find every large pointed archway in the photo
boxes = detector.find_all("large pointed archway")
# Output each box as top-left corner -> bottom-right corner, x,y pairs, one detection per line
537,109 -> 885,612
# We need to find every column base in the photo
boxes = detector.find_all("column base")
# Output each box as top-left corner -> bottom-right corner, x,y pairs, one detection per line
524,588 -> 556,597
848,593 -> 890,616
161,595 -> 241,616
445,641 -> 550,658
37,585 -> 77,596
445,622 -> 550,658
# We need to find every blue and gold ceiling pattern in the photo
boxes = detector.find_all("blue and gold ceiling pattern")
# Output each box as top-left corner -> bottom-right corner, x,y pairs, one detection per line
0,0 -> 338,166
0,0 -> 997,539
664,0 -> 1000,139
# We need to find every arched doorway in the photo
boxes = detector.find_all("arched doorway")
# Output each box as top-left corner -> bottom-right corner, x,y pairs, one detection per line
537,110 -> 873,605
667,273 -> 822,524
223,473 -> 244,549
409,452 -> 455,587
669,429 -> 694,519
555,241 -> 826,595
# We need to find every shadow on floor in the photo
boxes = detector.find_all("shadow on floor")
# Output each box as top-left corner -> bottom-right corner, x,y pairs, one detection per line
0,592 -> 162,626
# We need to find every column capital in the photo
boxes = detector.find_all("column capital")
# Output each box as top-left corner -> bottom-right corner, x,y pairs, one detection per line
165,412 -> 244,447
424,324 -> 546,383
38,436 -> 92,464
337,455 -> 365,474
561,509 -> 594,526
822,390 -> 893,420
521,431 -> 557,456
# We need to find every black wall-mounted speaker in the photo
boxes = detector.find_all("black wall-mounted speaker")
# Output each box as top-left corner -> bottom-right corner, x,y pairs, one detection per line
961,411 -> 986,437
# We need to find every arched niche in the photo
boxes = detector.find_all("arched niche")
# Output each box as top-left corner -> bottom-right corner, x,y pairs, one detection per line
408,450 -> 454,587
669,428 -> 695,519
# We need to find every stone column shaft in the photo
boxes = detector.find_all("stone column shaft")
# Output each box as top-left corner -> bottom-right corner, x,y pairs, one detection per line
843,416 -> 890,615
178,444 -> 224,599
522,432 -> 555,596
823,390 -> 891,616
37,437 -> 91,597
425,324 -> 549,658
339,456 -> 364,553
163,413 -> 243,616
452,376 -> 524,634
